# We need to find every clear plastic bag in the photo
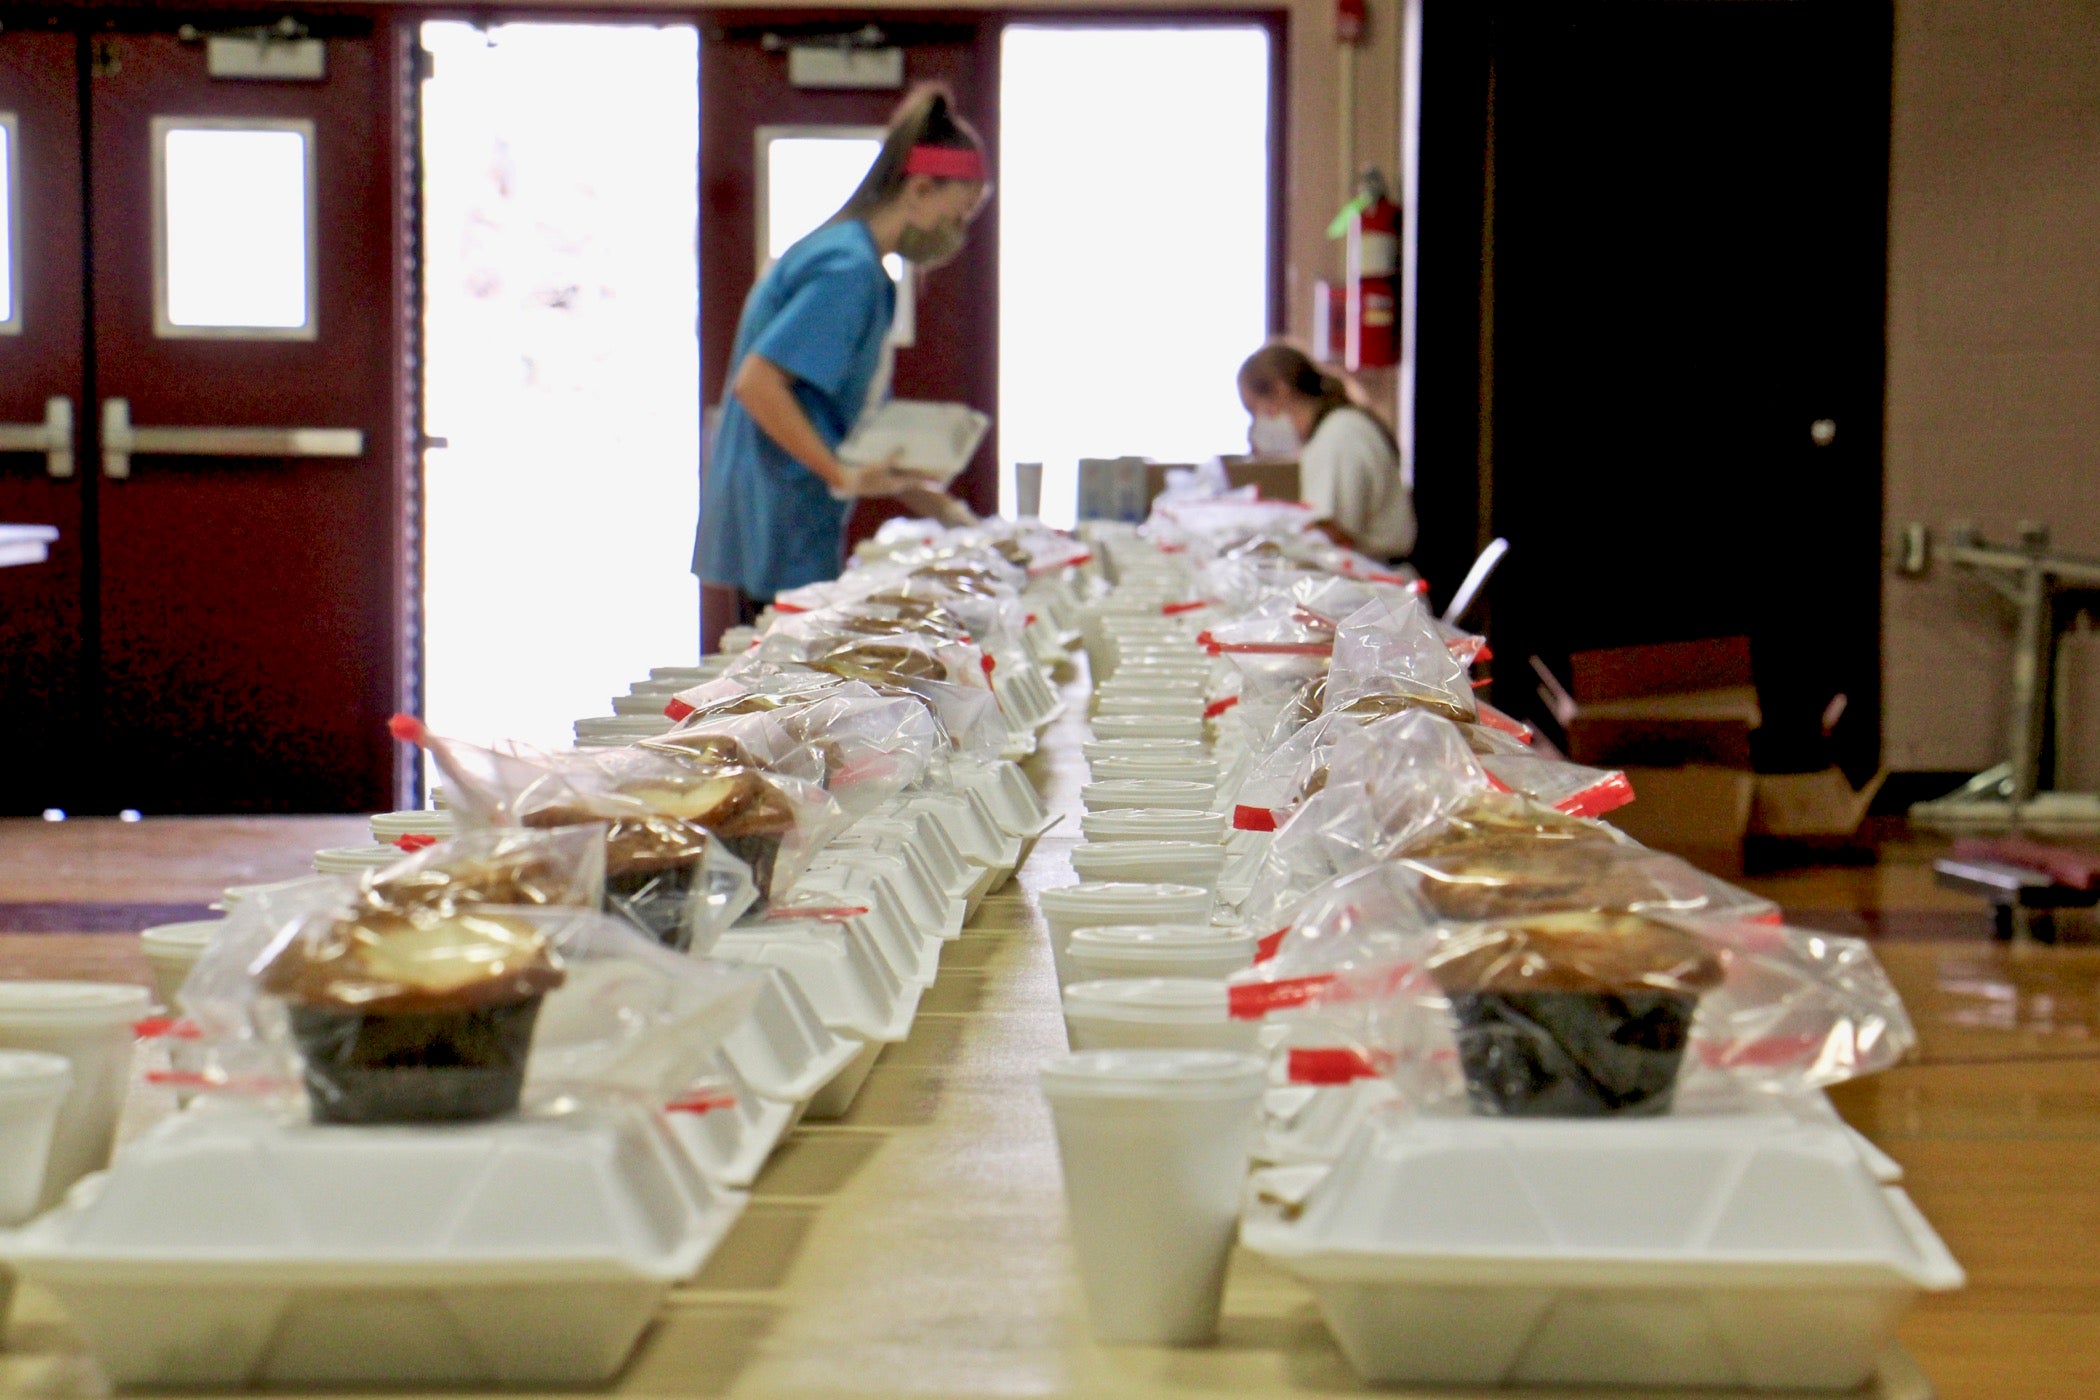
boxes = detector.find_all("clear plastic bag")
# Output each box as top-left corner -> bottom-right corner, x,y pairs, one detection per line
1320,593 -> 1477,726
647,680 -> 941,823
395,715 -> 829,933
1232,883 -> 1913,1113
1234,711 -> 1492,934
177,877 -> 766,1122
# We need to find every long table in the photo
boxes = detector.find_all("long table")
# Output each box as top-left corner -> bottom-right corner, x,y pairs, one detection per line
1,680 -> 2096,1398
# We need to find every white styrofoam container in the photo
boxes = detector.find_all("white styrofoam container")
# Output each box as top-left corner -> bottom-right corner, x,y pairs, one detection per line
712,923 -> 918,1120
1061,978 -> 1262,1055
1066,924 -> 1257,982
572,714 -> 676,747
310,844 -> 404,875
1242,1108 -> 1964,1391
1089,714 -> 1206,743
4,1101 -> 744,1389
1081,736 -> 1206,764
665,1047 -> 799,1189
853,809 -> 978,905
1081,778 -> 1218,813
1070,839 -> 1229,890
1089,755 -> 1223,786
1038,882 -> 1215,987
948,756 -> 1058,838
367,810 -> 456,843
1080,808 -> 1230,844
826,829 -> 969,938
806,843 -> 961,945
719,967 -> 862,1111
787,862 -> 944,986
896,791 -> 1021,881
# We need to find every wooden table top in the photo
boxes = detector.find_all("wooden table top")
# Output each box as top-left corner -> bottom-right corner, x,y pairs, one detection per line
0,689 -> 2095,1398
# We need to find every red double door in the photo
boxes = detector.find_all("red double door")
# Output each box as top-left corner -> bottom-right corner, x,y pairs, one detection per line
0,20 -> 415,815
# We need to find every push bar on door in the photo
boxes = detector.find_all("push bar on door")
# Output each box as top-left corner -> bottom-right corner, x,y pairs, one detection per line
0,397 -> 76,479
100,398 -> 364,479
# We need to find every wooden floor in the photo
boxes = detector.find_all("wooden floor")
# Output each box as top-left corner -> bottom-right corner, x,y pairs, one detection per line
0,732 -> 2095,1397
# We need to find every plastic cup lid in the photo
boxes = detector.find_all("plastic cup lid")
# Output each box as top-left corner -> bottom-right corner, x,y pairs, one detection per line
1081,808 -> 1230,838
0,981 -> 150,1024
1039,882 -> 1213,920
312,845 -> 405,874
1081,737 -> 1204,759
1089,716 -> 1205,738
0,1050 -> 72,1100
1041,1048 -> 1265,1101
1068,924 -> 1252,955
1062,977 -> 1231,1023
139,920 -> 224,953
221,876 -> 314,907
1084,779 -> 1215,799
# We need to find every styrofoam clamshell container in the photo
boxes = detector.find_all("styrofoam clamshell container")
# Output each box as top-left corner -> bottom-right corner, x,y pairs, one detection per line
1259,1079 -> 1405,1168
311,844 -> 407,875
1088,755 -> 1222,786
719,967 -> 862,1112
830,823 -> 972,927
788,862 -> 943,985
665,1047 -> 799,1189
1038,882 -> 1214,987
1242,1108 -> 1965,1392
612,692 -> 678,717
897,791 -> 1021,883
3,1101 -> 745,1389
712,923 -> 919,1119
1066,924 -> 1258,982
1062,977 -> 1262,1054
807,842 -> 964,943
367,810 -> 456,843
1070,839 -> 1229,890
1089,714 -> 1206,743
1079,808 -> 1231,845
1081,736 -> 1206,764
1082,779 -> 1218,814
855,808 -> 979,905
948,756 -> 1057,838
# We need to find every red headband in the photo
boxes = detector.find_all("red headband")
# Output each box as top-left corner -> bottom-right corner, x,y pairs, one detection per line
903,144 -> 987,181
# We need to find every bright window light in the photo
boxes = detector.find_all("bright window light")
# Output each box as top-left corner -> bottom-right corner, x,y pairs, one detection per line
760,131 -> 912,343
419,21 -> 700,768
999,26 -> 1271,525
159,123 -> 311,333
764,136 -> 879,263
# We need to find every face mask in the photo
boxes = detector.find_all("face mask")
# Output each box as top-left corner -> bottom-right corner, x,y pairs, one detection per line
897,216 -> 967,267
1250,412 -> 1301,457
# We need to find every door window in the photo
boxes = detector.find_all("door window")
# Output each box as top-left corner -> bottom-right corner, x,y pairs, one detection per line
757,127 -> 913,345
153,117 -> 315,337
0,112 -> 18,333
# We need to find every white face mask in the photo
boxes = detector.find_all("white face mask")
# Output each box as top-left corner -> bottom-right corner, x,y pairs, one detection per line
1250,412 -> 1301,457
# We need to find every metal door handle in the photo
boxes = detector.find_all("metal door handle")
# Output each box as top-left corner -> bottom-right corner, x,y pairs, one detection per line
0,397 -> 76,479
100,398 -> 364,479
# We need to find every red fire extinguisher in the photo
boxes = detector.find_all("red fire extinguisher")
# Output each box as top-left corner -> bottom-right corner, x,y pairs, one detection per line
1346,169 -> 1400,370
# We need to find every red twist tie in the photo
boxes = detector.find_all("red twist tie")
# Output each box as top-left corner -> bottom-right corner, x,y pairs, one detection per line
664,698 -> 696,721
393,833 -> 439,852
1232,804 -> 1278,832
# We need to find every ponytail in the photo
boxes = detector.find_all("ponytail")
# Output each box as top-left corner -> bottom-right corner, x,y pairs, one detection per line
832,83 -> 987,224
1237,342 -> 1397,453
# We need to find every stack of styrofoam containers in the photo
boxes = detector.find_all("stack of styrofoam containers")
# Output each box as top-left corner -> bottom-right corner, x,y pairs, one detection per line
574,714 -> 677,748
3,1101 -> 743,1388
1243,1098 -> 1965,1390
709,917 -> 921,1120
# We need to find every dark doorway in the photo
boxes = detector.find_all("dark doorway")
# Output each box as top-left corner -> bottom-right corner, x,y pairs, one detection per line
1421,0 -> 1892,776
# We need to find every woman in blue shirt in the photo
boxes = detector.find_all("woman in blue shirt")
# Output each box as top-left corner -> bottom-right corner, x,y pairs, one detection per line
697,86 -> 988,643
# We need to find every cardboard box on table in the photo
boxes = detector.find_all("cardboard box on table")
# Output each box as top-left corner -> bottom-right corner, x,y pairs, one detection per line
1561,637 -> 1881,874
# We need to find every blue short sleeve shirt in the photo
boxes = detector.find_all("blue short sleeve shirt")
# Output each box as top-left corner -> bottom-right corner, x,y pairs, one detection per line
695,220 -> 896,599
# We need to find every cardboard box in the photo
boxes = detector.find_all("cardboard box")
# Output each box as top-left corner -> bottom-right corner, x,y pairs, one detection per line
1606,766 -> 1757,878
1564,637 -> 1878,866
1564,638 -> 1761,769
1222,458 -> 1301,501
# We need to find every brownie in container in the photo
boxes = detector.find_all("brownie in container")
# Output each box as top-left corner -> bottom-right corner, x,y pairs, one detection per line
1427,911 -> 1724,1118
258,910 -> 564,1125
